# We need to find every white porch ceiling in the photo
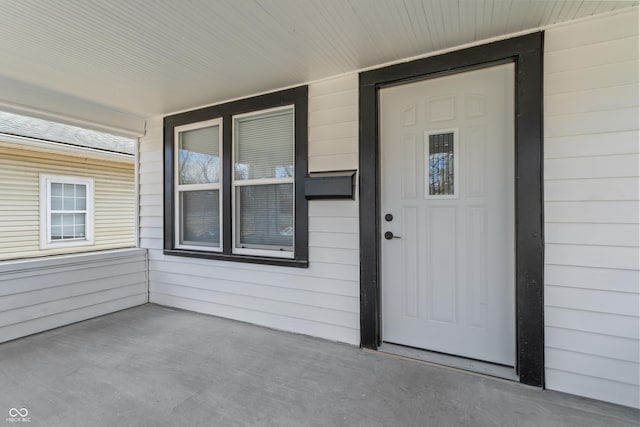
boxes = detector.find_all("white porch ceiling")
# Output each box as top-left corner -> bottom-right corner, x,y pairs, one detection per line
0,0 -> 637,120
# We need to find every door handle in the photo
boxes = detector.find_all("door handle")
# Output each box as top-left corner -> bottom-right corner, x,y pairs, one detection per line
384,231 -> 401,240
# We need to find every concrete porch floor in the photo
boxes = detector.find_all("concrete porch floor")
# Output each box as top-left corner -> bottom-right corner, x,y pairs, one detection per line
0,304 -> 637,427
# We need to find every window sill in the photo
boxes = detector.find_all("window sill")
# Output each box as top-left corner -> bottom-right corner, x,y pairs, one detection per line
163,249 -> 309,268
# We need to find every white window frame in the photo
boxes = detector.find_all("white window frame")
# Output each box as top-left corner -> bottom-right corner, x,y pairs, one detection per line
39,174 -> 94,249
174,118 -> 223,252
231,105 -> 295,259
424,128 -> 459,200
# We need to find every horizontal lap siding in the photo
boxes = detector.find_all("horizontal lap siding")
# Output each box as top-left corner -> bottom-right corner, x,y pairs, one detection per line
543,9 -> 639,408
0,248 -> 148,343
140,74 -> 360,345
137,12 -> 640,408
0,144 -> 136,260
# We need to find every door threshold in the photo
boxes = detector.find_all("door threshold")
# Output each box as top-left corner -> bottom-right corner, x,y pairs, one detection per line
379,342 -> 519,381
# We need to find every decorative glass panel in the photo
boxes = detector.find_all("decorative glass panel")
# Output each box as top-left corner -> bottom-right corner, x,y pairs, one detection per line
428,132 -> 455,196
236,184 -> 293,250
178,125 -> 220,184
180,190 -> 220,246
234,108 -> 294,180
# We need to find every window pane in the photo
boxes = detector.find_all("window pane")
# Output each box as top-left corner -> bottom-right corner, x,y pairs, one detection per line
236,184 -> 293,251
180,190 -> 220,247
76,197 -> 86,210
74,223 -> 86,238
63,198 -> 75,210
51,225 -> 62,239
63,195 -> 75,210
179,125 -> 220,184
62,214 -> 74,227
51,183 -> 63,197
51,213 -> 62,227
51,196 -> 63,210
73,213 -> 85,225
51,182 -> 86,211
235,108 -> 293,180
428,132 -> 455,196
75,184 -> 87,209
50,213 -> 86,240
62,225 -> 74,238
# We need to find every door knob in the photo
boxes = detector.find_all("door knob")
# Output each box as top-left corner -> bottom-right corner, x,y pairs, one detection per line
384,231 -> 401,240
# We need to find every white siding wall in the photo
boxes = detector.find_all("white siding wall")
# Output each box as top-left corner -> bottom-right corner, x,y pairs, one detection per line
139,9 -> 639,408
543,10 -> 639,408
0,248 -> 148,343
139,74 -> 360,345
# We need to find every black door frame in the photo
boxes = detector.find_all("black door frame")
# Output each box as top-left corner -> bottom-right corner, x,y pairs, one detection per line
358,33 -> 544,387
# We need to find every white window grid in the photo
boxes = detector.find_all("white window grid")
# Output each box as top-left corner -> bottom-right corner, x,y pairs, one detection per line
39,174 -> 94,249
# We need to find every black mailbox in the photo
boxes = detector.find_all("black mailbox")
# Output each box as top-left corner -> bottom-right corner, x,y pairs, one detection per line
304,170 -> 356,200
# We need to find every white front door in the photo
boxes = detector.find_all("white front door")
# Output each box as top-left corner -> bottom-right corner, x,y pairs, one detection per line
380,63 -> 515,366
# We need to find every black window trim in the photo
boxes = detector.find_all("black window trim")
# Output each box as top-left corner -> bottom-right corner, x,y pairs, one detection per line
163,86 -> 309,268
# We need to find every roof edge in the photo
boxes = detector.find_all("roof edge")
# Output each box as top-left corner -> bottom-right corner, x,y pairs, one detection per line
0,133 -> 134,163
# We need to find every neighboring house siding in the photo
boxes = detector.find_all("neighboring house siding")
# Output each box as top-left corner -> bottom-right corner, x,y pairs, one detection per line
543,10 -> 639,408
139,74 -> 360,345
0,142 -> 136,260
0,248 -> 147,343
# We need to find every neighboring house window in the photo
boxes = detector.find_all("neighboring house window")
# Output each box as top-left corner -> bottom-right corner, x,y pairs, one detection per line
40,174 -> 94,249
164,86 -> 308,267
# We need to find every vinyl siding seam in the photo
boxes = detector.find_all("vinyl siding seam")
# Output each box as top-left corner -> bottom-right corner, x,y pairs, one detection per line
0,281 -> 146,319
0,292 -> 147,331
546,325 -> 640,343
546,344 -> 639,368
148,256 -> 359,280
545,242 -> 640,249
0,269 -> 146,299
151,281 -> 358,314
149,271 -> 358,299
544,33 -> 639,54
544,304 -> 639,318
544,105 -> 640,118
544,262 -> 638,271
545,367 -> 639,387
150,291 -> 359,331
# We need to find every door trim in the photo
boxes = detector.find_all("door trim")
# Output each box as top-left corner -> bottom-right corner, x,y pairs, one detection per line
358,33 -> 544,387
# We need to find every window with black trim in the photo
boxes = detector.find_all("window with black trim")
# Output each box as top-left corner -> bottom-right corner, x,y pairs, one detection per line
164,86 -> 308,267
